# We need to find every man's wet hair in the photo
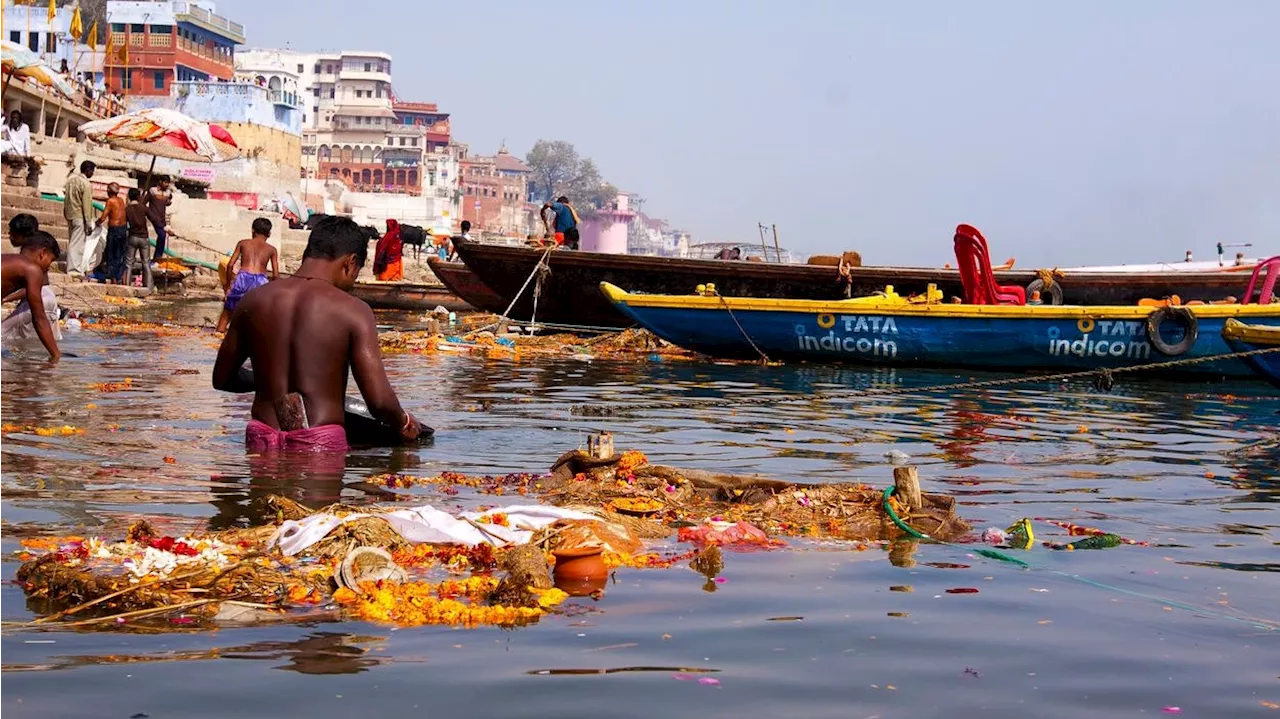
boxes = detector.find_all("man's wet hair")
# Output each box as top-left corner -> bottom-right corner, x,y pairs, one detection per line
80,160 -> 96,174
556,196 -> 569,203
9,213 -> 39,240
303,216 -> 367,266
128,187 -> 141,201
460,220 -> 471,233
24,231 -> 61,260
251,218 -> 272,237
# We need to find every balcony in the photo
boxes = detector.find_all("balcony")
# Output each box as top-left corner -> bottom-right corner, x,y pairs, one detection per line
177,37 -> 233,70
172,0 -> 247,44
268,89 -> 298,108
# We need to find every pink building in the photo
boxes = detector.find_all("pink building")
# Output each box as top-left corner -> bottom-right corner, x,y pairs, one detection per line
579,192 -> 635,254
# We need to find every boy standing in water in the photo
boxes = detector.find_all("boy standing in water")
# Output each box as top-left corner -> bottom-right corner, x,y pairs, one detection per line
217,218 -> 279,333
1,232 -> 62,359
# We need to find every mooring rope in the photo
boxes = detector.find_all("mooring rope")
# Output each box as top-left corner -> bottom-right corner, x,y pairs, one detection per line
714,290 -> 770,364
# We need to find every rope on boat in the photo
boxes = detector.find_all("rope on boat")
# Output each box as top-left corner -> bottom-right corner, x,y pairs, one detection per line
881,485 -> 1280,631
714,290 -> 771,364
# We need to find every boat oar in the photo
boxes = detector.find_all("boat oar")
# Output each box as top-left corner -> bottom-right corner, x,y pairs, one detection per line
236,367 -> 433,446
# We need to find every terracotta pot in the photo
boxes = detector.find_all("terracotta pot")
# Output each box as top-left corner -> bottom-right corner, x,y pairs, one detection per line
552,546 -> 607,590
555,573 -> 608,597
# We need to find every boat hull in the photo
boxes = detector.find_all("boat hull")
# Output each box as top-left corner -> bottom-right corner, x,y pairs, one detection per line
350,282 -> 472,313
453,240 -> 1262,329
1222,319 -> 1280,388
425,259 -> 508,316
602,284 -> 1280,378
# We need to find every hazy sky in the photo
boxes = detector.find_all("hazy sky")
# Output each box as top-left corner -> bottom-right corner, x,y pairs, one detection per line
217,0 -> 1279,265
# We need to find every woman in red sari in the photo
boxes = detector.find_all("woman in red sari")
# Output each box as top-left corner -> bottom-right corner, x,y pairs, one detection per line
373,218 -> 403,281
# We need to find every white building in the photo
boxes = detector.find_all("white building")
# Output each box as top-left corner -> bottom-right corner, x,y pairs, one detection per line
2,5 -> 104,85
234,48 -> 302,113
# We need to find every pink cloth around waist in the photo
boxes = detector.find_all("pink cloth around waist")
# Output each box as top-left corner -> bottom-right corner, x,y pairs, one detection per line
245,419 -> 349,453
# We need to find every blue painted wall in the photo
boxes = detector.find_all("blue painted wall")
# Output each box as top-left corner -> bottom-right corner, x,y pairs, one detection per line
128,81 -> 300,136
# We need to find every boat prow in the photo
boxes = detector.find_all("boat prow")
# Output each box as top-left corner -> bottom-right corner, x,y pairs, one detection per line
1222,319 -> 1280,388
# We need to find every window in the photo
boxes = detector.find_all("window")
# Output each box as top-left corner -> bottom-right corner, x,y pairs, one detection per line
312,105 -> 318,116
313,87 -> 319,97
118,68 -> 132,90
313,63 -> 320,73
150,24 -> 172,34
329,88 -> 335,99
130,24 -> 145,33
411,138 -> 418,147
46,33 -> 57,53
111,23 -> 125,32
153,71 -> 165,89
28,32 -> 38,52
8,31 -> 18,44
297,63 -> 304,73
364,62 -> 371,72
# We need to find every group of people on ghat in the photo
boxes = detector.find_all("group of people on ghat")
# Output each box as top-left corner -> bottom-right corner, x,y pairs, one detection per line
61,161 -> 173,286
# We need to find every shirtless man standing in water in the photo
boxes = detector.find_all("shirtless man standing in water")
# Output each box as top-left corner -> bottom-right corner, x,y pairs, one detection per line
212,216 -> 420,451
216,218 -> 279,332
1,232 -> 62,359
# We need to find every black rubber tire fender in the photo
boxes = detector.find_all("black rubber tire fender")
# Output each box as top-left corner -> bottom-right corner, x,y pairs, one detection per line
1145,306 -> 1198,356
1026,278 -> 1064,305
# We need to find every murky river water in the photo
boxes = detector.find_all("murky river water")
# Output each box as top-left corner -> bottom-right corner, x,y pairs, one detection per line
3,307 -> 1278,718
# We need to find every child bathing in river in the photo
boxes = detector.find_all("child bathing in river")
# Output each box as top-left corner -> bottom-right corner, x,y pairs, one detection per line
216,218 -> 279,333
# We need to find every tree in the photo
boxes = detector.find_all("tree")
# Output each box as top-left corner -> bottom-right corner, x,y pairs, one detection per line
525,140 -> 616,219
77,0 -> 108,47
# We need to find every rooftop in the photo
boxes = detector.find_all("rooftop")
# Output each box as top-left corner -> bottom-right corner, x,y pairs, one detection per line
494,153 -> 530,173
394,101 -> 440,113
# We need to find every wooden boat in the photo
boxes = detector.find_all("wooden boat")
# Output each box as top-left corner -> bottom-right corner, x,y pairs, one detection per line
600,282 -> 1280,378
1222,320 -> 1280,387
452,238 -> 1266,329
425,258 -> 509,316
350,281 -> 472,313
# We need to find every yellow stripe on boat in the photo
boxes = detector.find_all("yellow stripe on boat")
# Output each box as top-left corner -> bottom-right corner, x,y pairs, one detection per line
1222,318 -> 1280,345
599,283 -> 1278,320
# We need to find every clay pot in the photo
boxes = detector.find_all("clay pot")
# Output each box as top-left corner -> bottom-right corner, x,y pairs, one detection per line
552,546 -> 607,595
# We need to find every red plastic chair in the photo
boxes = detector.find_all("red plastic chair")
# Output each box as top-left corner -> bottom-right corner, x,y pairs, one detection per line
1241,255 -> 1279,305
953,224 -> 1026,305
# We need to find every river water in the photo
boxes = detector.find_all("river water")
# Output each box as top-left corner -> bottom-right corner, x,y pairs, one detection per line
2,311 -> 1278,718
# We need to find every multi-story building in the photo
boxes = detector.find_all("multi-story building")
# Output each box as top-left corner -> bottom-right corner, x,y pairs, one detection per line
103,1 -> 245,96
459,144 -> 532,235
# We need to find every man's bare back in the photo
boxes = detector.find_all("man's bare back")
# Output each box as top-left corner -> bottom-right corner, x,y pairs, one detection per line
212,216 -> 419,444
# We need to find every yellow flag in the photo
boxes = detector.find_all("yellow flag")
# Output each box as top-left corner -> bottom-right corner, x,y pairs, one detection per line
70,6 -> 83,39
87,20 -> 98,51
116,41 -> 128,64
47,0 -> 56,24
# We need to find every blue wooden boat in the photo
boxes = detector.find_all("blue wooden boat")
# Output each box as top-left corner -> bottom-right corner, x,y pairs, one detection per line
600,283 -> 1280,378
1222,320 -> 1280,387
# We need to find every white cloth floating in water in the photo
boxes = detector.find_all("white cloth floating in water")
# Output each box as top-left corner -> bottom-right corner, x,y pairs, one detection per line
270,504 -> 598,556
